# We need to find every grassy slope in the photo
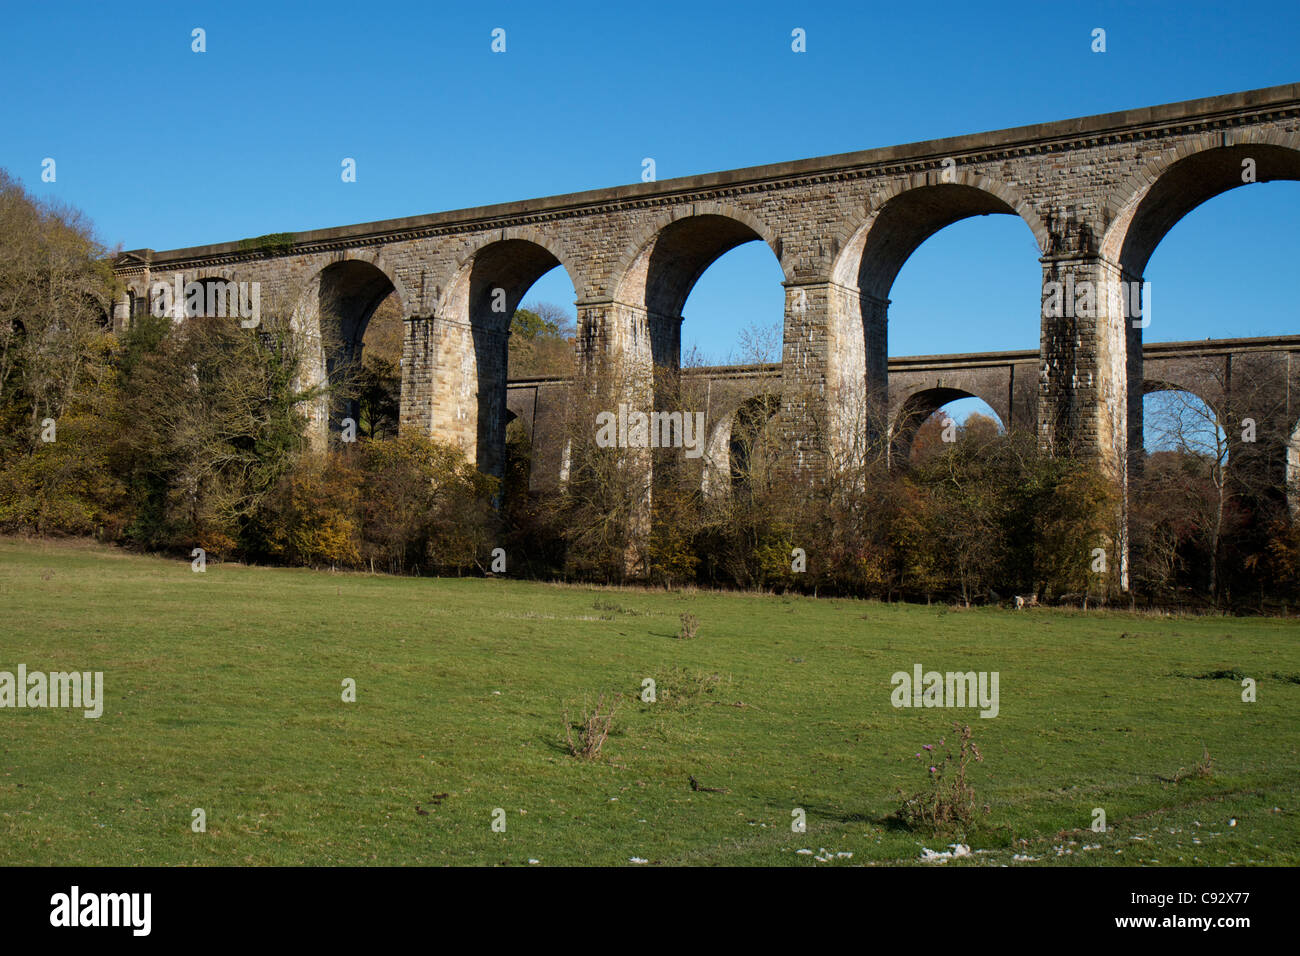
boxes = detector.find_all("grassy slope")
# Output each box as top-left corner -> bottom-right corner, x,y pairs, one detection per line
1,537 -> 1296,866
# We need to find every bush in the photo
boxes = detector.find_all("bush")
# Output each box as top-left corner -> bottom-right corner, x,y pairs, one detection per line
563,693 -> 619,760
897,722 -> 989,833
263,454 -> 362,568
357,435 -> 497,575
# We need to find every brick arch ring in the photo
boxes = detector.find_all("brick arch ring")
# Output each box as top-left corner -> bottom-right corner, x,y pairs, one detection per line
829,169 -> 1051,288
607,201 -> 793,304
436,225 -> 589,316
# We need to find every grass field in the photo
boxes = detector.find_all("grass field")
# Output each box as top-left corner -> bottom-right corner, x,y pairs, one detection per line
1,536 -> 1297,866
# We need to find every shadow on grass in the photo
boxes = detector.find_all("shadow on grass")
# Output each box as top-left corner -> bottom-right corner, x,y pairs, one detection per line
538,735 -> 569,755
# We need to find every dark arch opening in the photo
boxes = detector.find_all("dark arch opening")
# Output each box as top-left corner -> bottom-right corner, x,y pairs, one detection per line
729,394 -> 782,494
449,240 -> 578,478
700,393 -> 782,500
502,408 -> 533,501
355,290 -> 403,440
81,292 -> 111,331
311,261 -> 398,441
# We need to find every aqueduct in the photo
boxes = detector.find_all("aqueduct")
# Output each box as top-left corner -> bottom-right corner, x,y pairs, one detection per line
504,335 -> 1300,499
112,82 -> 1300,523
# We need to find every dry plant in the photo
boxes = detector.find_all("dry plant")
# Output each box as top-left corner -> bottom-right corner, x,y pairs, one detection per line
676,612 -> 700,640
652,666 -> 729,709
1173,743 -> 1215,784
563,692 -> 620,760
897,722 -> 990,833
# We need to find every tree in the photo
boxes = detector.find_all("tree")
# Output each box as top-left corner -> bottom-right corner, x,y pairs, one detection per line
910,411 -> 948,462
356,435 -> 496,575
1144,388 -> 1234,599
355,356 -> 400,439
552,360 -> 655,581
509,302 -> 575,378
0,170 -> 122,535
111,315 -> 314,557
264,453 -> 362,568
909,443 -> 1007,606
911,409 -> 1000,464
732,320 -> 782,366
963,411 -> 1001,445
1034,461 -> 1122,605
0,171 -> 117,444
1140,364 -> 1292,606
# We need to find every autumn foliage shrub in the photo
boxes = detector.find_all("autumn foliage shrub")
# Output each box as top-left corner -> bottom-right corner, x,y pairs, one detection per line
357,435 -> 497,575
263,453 -> 362,569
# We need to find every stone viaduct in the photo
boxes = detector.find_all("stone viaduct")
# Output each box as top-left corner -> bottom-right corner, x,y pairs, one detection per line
111,82 -> 1300,545
506,335 -> 1300,500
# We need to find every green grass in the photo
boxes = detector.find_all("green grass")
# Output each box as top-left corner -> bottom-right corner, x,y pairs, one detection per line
1,536 -> 1297,866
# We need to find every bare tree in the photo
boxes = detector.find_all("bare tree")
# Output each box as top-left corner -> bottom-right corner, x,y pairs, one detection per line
732,320 -> 783,366
1141,357 -> 1292,602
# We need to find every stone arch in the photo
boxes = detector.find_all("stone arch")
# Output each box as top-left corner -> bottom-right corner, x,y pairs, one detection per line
291,258 -> 404,449
610,205 -> 789,369
1100,136 -> 1300,520
441,226 -> 588,309
183,272 -> 259,322
819,174 -> 1045,453
143,276 -> 173,319
1100,129 -> 1300,278
134,271 -> 217,323
299,251 -> 409,317
437,232 -> 580,325
701,392 -> 782,499
1140,379 -> 1229,457
123,278 -> 152,320
1142,378 -> 1224,417
609,202 -> 790,296
831,172 -> 1049,298
888,386 -> 1007,465
434,234 -> 582,477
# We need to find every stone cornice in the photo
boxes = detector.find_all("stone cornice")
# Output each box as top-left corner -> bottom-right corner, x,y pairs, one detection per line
115,83 -> 1300,275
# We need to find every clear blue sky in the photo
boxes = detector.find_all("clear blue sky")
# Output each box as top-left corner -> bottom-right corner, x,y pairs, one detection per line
2,0 -> 1296,386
